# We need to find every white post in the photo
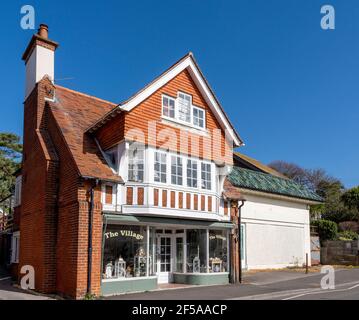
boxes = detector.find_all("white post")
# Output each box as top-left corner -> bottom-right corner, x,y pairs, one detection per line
206,229 -> 209,273
183,230 -> 187,273
146,225 -> 150,276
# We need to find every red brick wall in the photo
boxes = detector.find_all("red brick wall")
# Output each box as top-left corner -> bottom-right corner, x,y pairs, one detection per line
20,78 -> 59,294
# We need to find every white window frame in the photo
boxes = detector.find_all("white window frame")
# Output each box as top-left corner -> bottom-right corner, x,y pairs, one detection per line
171,155 -> 183,186
201,162 -> 212,190
161,92 -> 206,131
11,231 -> 20,264
128,145 -> 145,182
101,183 -> 116,207
187,159 -> 198,188
177,92 -> 192,124
192,105 -> 206,129
154,151 -> 167,183
162,95 -> 176,119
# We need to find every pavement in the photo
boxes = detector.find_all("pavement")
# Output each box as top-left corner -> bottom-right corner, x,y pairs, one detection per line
0,266 -> 358,300
0,267 -> 51,300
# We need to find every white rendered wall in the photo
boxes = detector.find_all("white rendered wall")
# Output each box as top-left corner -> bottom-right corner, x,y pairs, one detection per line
25,45 -> 54,99
241,194 -> 311,270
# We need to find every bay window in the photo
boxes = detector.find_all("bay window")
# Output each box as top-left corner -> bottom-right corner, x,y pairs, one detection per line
209,230 -> 228,272
128,145 -> 144,182
187,159 -> 198,188
154,152 -> 167,183
171,155 -> 183,185
201,163 -> 212,190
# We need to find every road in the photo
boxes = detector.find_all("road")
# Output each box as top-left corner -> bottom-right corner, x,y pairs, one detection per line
0,267 -> 358,300
106,268 -> 359,300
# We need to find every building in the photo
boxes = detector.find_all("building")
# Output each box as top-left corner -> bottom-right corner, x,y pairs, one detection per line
14,25 -> 321,299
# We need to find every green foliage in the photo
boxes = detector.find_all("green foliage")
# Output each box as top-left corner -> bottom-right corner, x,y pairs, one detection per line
337,230 -> 359,241
83,293 -> 97,300
341,187 -> 359,212
269,160 -> 359,223
0,132 -> 22,201
311,219 -> 338,242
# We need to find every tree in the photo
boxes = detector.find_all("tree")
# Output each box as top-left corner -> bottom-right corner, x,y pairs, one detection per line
0,132 -> 22,200
268,160 -> 358,223
341,187 -> 359,212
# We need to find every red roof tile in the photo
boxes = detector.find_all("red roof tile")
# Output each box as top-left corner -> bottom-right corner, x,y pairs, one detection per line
49,85 -> 123,183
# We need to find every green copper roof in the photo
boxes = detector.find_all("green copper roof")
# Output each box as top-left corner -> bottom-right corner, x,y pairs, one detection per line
228,167 -> 323,202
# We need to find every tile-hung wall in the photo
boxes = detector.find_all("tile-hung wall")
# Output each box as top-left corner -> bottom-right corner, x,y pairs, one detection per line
101,142 -> 231,220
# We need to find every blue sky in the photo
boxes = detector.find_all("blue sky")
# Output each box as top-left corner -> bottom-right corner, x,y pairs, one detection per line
0,0 -> 358,188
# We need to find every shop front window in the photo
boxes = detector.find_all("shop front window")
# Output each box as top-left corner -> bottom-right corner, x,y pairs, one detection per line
209,230 -> 228,272
103,225 -> 151,279
186,229 -> 207,273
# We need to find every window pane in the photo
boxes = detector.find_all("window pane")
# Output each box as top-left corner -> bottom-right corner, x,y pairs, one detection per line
162,96 -> 175,119
103,225 -> 148,279
128,146 -> 144,182
193,107 -> 205,128
171,156 -> 183,185
187,159 -> 198,188
186,230 -> 207,273
154,152 -> 167,183
178,93 -> 191,123
201,162 -> 211,190
209,230 -> 228,272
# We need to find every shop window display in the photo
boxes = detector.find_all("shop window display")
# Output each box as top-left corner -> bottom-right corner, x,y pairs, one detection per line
103,225 -> 150,279
186,229 -> 207,273
209,230 -> 228,272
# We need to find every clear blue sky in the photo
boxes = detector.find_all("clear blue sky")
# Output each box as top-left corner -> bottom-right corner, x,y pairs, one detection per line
0,0 -> 358,188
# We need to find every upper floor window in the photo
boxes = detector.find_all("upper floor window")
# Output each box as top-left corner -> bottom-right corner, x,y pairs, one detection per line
171,155 -> 183,185
187,159 -> 198,188
128,145 -> 144,182
162,96 -> 175,119
154,152 -> 167,183
193,106 -> 205,129
177,92 -> 191,123
201,163 -> 211,190
162,92 -> 206,129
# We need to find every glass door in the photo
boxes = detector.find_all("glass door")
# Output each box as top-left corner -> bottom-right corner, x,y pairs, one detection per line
157,236 -> 172,283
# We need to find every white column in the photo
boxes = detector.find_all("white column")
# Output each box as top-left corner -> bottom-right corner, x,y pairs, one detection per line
206,229 -> 209,273
183,231 -> 187,273
146,225 -> 150,276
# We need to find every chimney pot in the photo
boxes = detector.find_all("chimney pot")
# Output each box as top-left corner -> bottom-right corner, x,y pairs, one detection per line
38,24 -> 49,39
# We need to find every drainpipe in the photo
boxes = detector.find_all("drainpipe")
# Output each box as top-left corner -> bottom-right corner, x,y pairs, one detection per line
87,179 -> 99,296
237,200 -> 246,283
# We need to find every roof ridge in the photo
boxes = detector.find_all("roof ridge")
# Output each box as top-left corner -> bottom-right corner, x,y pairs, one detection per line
54,84 -> 117,106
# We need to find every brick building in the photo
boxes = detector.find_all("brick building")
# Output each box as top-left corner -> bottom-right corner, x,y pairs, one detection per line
14,25 -> 321,299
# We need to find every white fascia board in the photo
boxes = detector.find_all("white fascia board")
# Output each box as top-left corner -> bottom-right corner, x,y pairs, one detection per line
120,56 -> 241,147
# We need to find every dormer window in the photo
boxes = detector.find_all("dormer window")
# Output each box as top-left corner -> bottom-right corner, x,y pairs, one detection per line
162,92 -> 206,130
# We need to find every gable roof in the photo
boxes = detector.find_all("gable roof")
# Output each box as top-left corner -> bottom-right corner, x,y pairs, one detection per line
227,167 -> 323,203
233,152 -> 287,178
86,52 -> 243,147
49,85 -> 123,183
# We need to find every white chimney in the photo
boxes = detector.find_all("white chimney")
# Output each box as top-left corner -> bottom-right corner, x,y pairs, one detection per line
22,24 -> 58,100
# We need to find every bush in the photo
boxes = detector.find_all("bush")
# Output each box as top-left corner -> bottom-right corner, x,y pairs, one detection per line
311,219 -> 338,243
337,230 -> 359,241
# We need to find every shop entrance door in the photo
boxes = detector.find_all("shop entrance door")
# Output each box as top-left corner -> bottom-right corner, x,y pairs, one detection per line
157,235 -> 172,283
